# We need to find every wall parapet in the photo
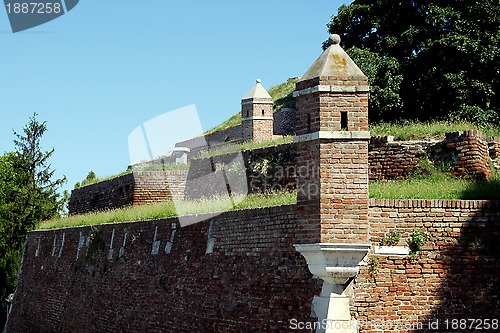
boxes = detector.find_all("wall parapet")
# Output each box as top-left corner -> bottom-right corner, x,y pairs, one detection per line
69,170 -> 188,215
369,198 -> 500,209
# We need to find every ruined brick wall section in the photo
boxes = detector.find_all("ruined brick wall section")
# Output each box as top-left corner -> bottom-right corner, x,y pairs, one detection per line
369,136 -> 426,180
353,199 -> 500,331
6,205 -> 321,333
444,130 -> 492,179
132,171 -> 188,204
68,173 -> 135,215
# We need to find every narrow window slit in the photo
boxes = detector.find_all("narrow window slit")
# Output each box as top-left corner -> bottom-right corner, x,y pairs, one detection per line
341,111 -> 348,130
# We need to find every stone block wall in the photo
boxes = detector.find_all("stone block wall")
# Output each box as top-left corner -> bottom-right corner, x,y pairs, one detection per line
69,171 -> 188,215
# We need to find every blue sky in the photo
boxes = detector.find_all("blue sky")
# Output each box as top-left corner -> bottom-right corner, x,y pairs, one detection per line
0,0 -> 353,197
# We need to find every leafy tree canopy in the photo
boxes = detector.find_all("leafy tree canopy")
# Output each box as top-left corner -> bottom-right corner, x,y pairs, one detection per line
327,0 -> 500,124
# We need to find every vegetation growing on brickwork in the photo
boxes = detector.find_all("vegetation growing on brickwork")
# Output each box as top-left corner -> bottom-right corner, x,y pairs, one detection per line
380,230 -> 401,246
38,190 -> 296,230
369,257 -> 379,277
85,227 -> 105,266
407,228 -> 431,260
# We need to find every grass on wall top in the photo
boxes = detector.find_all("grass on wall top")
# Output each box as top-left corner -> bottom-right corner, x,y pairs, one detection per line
40,191 -> 296,230
370,120 -> 500,140
370,157 -> 500,200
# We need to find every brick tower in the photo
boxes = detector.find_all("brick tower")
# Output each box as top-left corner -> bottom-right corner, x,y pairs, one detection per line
241,79 -> 274,142
293,34 -> 371,332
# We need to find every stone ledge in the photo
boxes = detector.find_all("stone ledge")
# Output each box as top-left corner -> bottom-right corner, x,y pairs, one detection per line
369,198 -> 500,209
373,246 -> 409,256
241,116 -> 274,121
293,84 -> 369,97
294,131 -> 370,143
241,97 -> 273,105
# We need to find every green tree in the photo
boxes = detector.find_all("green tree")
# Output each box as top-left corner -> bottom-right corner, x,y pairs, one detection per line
327,0 -> 500,124
0,114 -> 65,327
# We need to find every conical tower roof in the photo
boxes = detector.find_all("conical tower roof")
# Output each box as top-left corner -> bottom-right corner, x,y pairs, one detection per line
243,79 -> 272,100
299,34 -> 366,82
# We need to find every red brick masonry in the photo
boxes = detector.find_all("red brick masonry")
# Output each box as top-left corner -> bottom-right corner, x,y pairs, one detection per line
6,200 -> 500,332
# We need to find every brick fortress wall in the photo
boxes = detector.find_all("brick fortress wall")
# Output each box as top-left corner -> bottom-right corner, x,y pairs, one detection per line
7,200 -> 500,332
6,205 -> 322,333
68,173 -> 135,215
439,130 -> 492,180
69,170 -> 188,215
354,199 -> 500,331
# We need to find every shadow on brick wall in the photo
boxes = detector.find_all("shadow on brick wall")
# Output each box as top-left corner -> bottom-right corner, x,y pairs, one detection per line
421,199 -> 500,331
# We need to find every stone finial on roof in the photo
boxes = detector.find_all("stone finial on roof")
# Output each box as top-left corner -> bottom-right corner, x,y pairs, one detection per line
329,34 -> 341,45
243,79 -> 272,100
